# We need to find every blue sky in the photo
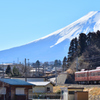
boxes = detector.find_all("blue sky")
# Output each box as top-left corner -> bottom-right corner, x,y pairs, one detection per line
0,0 -> 100,51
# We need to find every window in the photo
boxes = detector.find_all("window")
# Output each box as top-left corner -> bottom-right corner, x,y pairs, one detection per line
76,74 -> 78,77
0,87 -> 6,94
16,88 -> 25,95
89,73 -> 91,76
95,72 -> 97,76
98,72 -> 100,75
47,87 -> 50,92
85,73 -> 87,77
91,72 -> 93,76
68,91 -> 74,94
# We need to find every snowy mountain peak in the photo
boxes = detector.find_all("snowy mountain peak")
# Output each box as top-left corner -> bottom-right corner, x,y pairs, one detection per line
0,11 -> 100,62
49,11 -> 100,47
28,11 -> 100,48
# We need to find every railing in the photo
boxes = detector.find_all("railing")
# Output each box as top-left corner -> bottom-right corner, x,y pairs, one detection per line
29,94 -> 61,100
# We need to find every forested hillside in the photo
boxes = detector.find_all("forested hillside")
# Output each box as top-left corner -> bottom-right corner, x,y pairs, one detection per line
65,30 -> 100,72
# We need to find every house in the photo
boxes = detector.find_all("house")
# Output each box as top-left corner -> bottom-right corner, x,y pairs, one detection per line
12,77 -> 54,99
0,78 -> 34,100
28,81 -> 54,93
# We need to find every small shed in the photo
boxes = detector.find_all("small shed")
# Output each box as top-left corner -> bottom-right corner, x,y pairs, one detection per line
0,78 -> 34,100
61,87 -> 88,100
75,91 -> 88,100
68,87 -> 84,100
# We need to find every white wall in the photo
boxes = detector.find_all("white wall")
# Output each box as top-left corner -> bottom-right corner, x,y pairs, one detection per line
33,83 -> 53,93
46,83 -> 53,92
61,88 -> 68,100
33,86 -> 45,93
68,95 -> 75,100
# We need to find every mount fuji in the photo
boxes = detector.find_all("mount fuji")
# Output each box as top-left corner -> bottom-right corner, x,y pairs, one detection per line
0,11 -> 100,63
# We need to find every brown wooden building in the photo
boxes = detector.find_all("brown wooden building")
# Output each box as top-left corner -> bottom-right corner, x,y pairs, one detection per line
0,78 -> 34,100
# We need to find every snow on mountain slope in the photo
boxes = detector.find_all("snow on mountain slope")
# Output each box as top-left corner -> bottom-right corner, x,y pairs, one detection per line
0,11 -> 100,62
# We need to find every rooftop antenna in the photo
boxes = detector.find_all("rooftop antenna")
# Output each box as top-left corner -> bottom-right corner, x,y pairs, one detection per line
17,58 -> 19,64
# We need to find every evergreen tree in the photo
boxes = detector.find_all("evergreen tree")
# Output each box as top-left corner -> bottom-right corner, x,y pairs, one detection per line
54,59 -> 61,67
43,62 -> 49,67
74,37 -> 78,51
35,60 -> 40,75
87,32 -> 96,45
96,30 -> 100,48
12,66 -> 19,76
62,56 -> 67,71
6,65 -> 11,75
78,33 -> 87,55
68,37 -> 78,61
58,60 -> 61,66
96,30 -> 100,37
54,60 -> 58,66
68,39 -> 75,61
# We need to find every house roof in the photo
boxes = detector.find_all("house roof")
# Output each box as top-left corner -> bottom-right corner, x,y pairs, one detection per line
68,86 -> 84,89
28,81 -> 51,86
0,78 -> 35,86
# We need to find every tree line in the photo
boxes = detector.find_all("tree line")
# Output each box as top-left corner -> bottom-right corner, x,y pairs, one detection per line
62,30 -> 100,70
6,65 -> 20,77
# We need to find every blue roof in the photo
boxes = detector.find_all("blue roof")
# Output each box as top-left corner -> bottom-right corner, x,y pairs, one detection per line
0,78 -> 35,86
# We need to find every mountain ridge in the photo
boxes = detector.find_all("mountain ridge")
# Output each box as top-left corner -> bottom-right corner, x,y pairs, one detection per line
0,11 -> 100,62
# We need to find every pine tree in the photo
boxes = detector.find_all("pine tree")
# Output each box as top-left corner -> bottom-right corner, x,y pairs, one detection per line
6,65 -> 11,75
68,39 -> 75,61
78,33 -> 87,55
68,37 -> 78,61
74,37 -> 78,51
62,56 -> 67,71
58,60 -> 61,66
54,60 -> 58,66
87,32 -> 96,45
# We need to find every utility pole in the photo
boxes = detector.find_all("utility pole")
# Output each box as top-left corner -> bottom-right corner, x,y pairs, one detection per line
25,58 -> 27,82
55,66 -> 57,85
76,57 -> 78,71
2,63 -> 5,100
43,65 -> 44,76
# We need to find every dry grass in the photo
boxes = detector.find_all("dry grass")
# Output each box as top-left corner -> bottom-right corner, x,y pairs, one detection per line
53,85 -> 67,93
84,87 -> 100,96
84,87 -> 100,100
66,69 -> 73,74
53,85 -> 100,100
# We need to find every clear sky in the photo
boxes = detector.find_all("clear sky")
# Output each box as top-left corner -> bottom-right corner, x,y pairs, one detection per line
0,0 -> 100,51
